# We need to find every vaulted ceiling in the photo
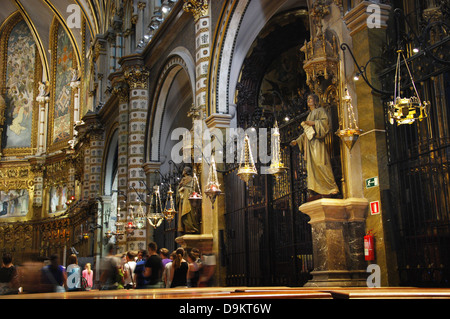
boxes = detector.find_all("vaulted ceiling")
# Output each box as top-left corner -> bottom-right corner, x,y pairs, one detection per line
0,0 -> 118,80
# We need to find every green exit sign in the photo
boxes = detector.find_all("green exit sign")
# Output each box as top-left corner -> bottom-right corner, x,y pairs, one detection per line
365,177 -> 379,188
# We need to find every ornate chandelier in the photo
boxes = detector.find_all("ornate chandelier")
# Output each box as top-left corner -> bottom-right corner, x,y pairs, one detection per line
237,134 -> 257,183
388,49 -> 429,125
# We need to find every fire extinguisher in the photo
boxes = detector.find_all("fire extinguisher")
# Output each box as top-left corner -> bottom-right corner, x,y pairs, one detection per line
364,230 -> 375,261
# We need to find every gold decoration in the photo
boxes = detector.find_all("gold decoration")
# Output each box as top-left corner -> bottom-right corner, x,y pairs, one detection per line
388,50 -> 429,125
336,88 -> 362,150
237,134 -> 257,183
183,0 -> 209,21
124,65 -> 150,89
163,186 -> 177,222
147,186 -> 164,228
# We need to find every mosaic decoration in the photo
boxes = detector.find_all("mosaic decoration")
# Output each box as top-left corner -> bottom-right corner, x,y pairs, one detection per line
4,20 -> 36,149
53,24 -> 74,144
0,189 -> 29,218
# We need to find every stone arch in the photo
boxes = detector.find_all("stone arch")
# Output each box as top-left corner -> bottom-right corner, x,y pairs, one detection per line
147,48 -> 195,169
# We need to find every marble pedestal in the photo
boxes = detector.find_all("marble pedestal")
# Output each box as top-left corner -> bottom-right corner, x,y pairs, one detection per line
175,234 -> 213,250
299,198 -> 369,287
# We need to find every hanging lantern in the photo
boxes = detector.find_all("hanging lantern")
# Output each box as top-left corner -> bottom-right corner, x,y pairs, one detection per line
134,202 -> 146,229
125,205 -> 136,234
237,134 -> 257,183
267,121 -> 287,178
147,186 -> 164,229
188,172 -> 202,209
388,49 -> 429,125
336,88 -> 363,150
114,206 -> 124,236
65,195 -> 75,206
204,155 -> 222,208
163,186 -> 177,222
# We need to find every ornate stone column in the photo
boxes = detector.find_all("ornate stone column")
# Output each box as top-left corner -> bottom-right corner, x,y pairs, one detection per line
124,63 -> 150,252
36,84 -> 50,155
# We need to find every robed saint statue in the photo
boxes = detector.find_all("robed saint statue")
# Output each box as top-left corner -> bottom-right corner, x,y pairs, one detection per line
291,94 -> 339,199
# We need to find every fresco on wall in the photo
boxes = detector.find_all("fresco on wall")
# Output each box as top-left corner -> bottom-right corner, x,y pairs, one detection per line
4,20 -> 36,149
49,185 -> 68,213
0,189 -> 29,217
53,24 -> 73,144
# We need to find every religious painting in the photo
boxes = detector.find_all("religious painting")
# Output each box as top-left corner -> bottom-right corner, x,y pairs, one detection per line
0,189 -> 29,218
4,20 -> 36,148
51,22 -> 74,145
48,185 -> 68,213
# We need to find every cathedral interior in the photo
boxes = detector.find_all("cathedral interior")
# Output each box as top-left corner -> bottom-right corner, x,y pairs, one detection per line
0,0 -> 449,293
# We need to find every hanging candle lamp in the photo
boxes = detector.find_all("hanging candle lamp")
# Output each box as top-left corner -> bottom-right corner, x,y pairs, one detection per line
267,121 -> 287,178
204,155 -> 222,208
388,49 -> 429,125
163,185 -> 177,222
125,205 -> 135,234
237,134 -> 257,183
188,172 -> 202,209
336,88 -> 363,150
147,186 -> 164,229
134,202 -> 146,229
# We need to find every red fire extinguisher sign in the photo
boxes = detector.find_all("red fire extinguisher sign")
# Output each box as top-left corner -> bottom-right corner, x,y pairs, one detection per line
364,230 -> 375,261
370,201 -> 380,215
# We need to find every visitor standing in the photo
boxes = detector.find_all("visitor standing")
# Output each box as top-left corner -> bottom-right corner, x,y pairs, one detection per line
123,251 -> 136,289
82,263 -> 93,290
170,247 -> 188,288
0,253 -> 19,295
144,242 -> 163,288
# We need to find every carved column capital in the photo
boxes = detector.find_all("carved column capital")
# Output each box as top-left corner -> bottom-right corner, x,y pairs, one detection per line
123,65 -> 150,89
183,0 -> 209,21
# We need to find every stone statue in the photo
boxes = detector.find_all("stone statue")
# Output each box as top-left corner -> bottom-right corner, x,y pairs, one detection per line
177,166 -> 200,233
291,93 -> 339,200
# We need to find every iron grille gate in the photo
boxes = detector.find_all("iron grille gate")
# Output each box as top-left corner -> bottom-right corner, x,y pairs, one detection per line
379,2 -> 450,287
223,118 -> 314,287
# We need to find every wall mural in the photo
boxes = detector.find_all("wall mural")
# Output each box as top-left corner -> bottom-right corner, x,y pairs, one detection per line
4,20 -> 36,149
0,189 -> 29,218
53,23 -> 74,144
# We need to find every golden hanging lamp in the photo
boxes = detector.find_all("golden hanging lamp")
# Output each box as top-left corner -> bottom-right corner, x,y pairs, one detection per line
237,134 -> 257,183
147,186 -> 164,229
163,185 -> 177,223
388,49 -> 429,125
336,88 -> 363,150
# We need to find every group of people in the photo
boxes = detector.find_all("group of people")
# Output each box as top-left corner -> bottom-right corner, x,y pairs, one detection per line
0,241 -> 216,295
0,252 -> 94,294
100,242 -> 215,290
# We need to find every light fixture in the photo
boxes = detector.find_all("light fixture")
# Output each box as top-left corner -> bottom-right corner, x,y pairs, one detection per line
163,186 -> 177,223
134,202 -> 146,229
204,155 -> 222,208
336,88 -> 363,150
188,172 -> 202,210
237,134 -> 257,183
147,186 -> 164,229
353,74 -> 360,81
267,121 -> 287,178
387,49 -> 429,125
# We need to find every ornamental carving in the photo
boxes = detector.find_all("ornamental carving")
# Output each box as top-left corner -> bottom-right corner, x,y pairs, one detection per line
183,0 -> 209,21
124,65 -> 150,89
